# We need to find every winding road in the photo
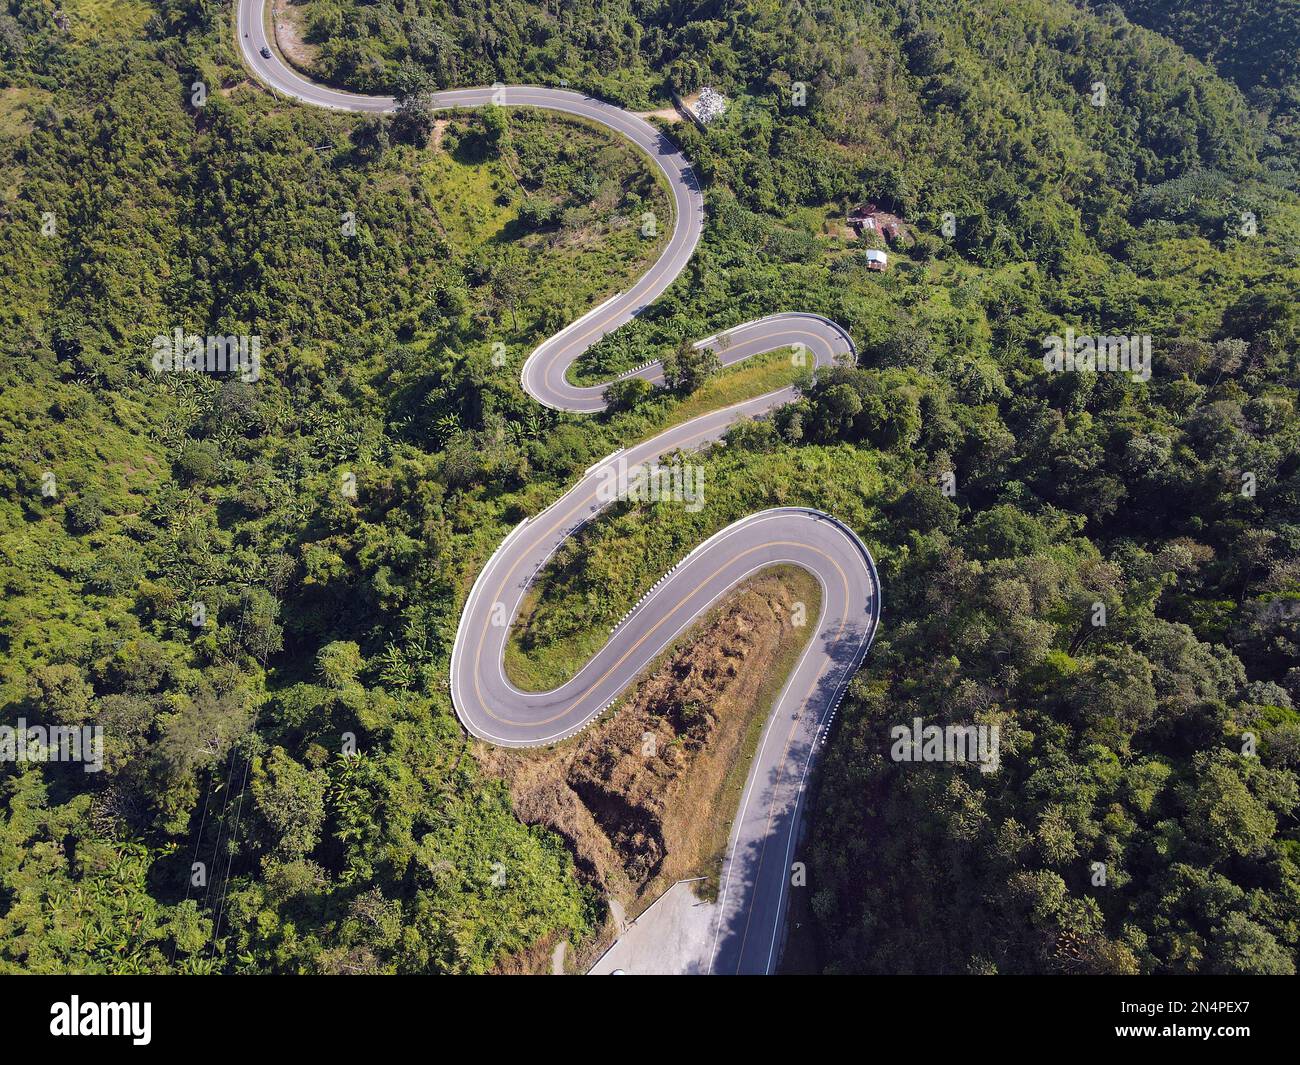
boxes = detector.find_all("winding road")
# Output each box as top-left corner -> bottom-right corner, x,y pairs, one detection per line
237,1 -> 881,975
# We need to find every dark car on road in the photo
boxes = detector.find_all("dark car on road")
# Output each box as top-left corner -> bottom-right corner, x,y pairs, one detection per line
259,46 -> 272,59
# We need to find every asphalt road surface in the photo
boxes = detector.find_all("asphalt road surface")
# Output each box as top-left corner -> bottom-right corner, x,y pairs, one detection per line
237,4 -> 881,975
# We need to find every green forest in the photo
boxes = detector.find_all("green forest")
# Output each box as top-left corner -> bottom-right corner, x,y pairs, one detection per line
1,0 -> 1298,974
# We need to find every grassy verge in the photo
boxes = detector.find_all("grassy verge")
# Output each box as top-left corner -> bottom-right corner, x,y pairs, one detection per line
655,348 -> 800,427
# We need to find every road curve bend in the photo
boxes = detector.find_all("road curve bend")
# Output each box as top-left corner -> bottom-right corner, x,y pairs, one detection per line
237,3 -> 881,975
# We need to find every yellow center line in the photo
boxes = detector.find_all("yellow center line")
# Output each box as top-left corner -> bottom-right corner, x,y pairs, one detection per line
474,521 -> 849,740
244,27 -> 868,969
468,358 -> 838,728
730,621 -> 843,971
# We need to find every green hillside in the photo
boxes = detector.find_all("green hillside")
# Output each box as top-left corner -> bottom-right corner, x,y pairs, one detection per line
1,0 -> 1297,974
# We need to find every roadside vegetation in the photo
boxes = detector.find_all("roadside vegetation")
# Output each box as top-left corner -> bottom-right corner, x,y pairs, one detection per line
1,0 -> 1298,975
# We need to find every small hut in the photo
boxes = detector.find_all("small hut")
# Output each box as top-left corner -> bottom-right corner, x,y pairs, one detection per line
847,202 -> 880,236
